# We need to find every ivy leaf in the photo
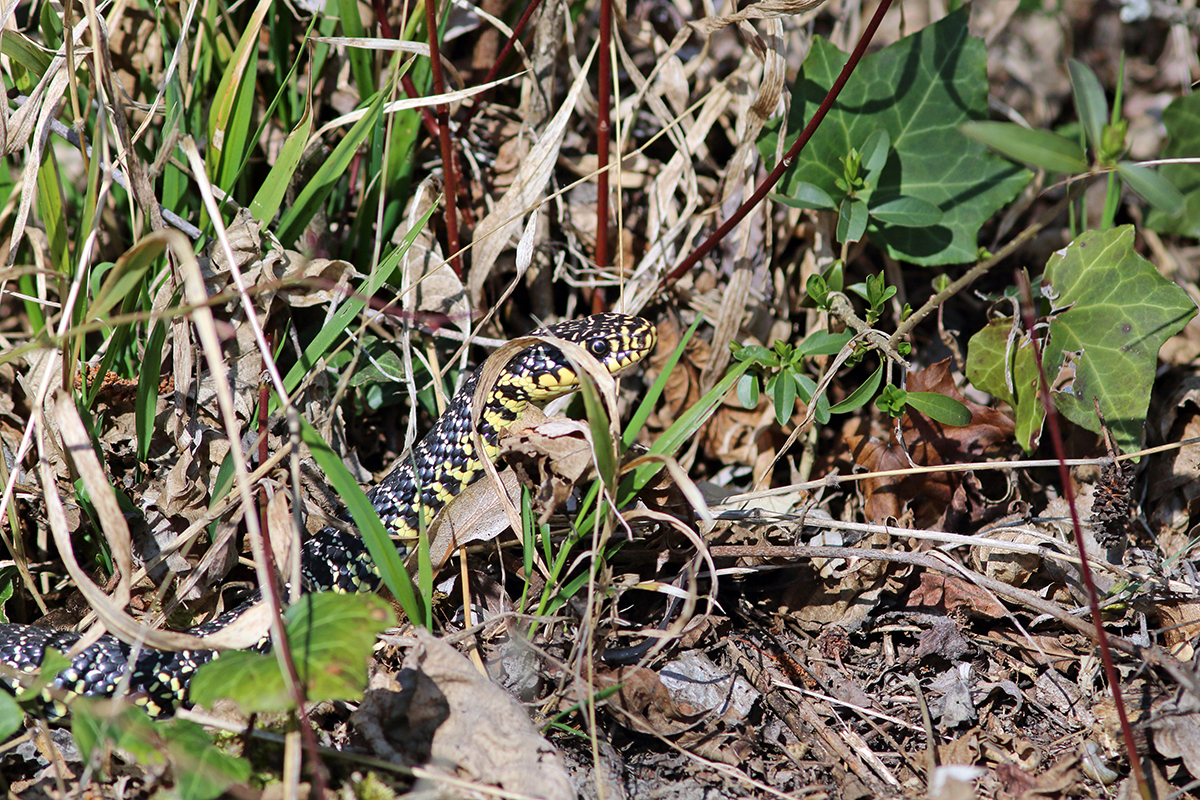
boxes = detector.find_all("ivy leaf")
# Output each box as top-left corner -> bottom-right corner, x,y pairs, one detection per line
1145,94 -> 1200,236
967,226 -> 1195,454
760,8 -> 1030,265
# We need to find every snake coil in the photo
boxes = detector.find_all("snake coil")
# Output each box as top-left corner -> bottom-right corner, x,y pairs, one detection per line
0,313 -> 656,717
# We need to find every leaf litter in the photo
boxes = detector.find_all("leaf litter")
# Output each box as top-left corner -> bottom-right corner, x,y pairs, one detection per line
2,1 -> 1200,799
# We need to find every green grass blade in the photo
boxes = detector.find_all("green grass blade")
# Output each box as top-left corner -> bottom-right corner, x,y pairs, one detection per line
300,418 -> 426,626
276,87 -> 388,248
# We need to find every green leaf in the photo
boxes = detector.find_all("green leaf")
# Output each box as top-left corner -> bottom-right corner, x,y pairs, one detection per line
1145,93 -> 1200,237
88,240 -> 159,323
1042,226 -> 1194,452
905,392 -> 972,426
772,371 -> 796,426
300,420 -> 425,625
761,8 -> 1030,265
829,363 -> 883,414
798,329 -> 854,356
0,692 -> 23,741
737,373 -> 759,409
136,311 -> 171,462
960,121 -> 1089,174
837,196 -> 869,244
794,372 -> 831,424
73,704 -> 250,800
861,129 -> 890,175
1117,161 -> 1185,216
869,196 -> 944,227
276,86 -> 388,247
731,344 -> 775,363
1068,58 -> 1108,151
190,592 -> 394,713
967,226 -> 1195,454
770,182 -> 837,210
249,91 -> 313,225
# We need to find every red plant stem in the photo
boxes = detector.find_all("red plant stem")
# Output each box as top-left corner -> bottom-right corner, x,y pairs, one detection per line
657,0 -> 894,293
594,0 -> 613,302
1016,272 -> 1149,799
460,0 -> 544,130
424,0 -> 463,279
372,0 -> 474,231
256,331 -> 330,795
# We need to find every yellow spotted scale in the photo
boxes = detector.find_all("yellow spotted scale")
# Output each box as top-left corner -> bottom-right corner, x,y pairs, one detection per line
0,314 -> 657,717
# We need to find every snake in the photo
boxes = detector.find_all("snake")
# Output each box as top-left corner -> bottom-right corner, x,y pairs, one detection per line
0,313 -> 657,718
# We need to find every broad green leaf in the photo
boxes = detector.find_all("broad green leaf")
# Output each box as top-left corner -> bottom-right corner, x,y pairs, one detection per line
794,372 -> 831,424
190,592 -> 395,713
837,196 -> 868,244
161,718 -> 253,800
829,363 -> 883,414
967,226 -> 1195,454
772,371 -> 796,426
861,129 -> 890,175
905,392 -> 972,426
761,9 -> 1030,265
960,121 -> 1088,174
73,703 -> 251,800
869,196 -> 944,227
1145,93 -> 1200,236
798,329 -> 854,356
737,373 -> 759,409
1117,161 -> 1184,216
1068,59 -> 1108,151
1041,226 -> 1194,453
0,693 -> 22,740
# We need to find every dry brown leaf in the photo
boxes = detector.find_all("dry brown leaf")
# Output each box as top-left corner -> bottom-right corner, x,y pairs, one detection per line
986,629 -> 1078,672
424,469 -> 523,572
501,409 -> 596,524
352,629 -> 573,800
906,572 -> 1007,619
597,665 -> 701,736
847,359 -> 1015,527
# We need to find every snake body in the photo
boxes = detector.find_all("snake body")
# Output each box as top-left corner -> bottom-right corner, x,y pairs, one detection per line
0,314 -> 656,717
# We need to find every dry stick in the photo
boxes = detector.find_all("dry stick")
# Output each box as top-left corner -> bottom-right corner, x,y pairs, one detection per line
1015,273 -> 1150,800
592,0 -> 614,313
890,186 -> 1081,346
657,0 -> 895,292
425,0 -> 463,280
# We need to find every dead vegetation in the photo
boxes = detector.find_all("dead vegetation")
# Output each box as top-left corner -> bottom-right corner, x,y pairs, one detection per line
0,0 -> 1199,798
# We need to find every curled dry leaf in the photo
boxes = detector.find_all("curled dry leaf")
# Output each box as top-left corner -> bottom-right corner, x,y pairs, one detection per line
500,408 -> 597,525
351,629 -> 573,800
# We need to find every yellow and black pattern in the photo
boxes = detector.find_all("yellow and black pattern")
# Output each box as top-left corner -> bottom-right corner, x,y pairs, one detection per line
0,314 -> 656,716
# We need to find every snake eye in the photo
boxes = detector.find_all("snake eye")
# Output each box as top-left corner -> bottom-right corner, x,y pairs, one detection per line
588,338 -> 611,358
